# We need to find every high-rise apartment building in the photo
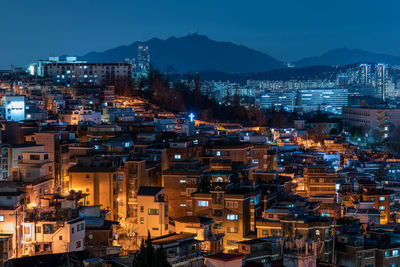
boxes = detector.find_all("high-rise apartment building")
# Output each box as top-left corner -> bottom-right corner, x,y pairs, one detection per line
136,45 -> 150,78
359,64 -> 372,85
376,63 -> 389,101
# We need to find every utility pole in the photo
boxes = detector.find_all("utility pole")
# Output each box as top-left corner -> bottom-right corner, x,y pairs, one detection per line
9,210 -> 19,258
332,218 -> 336,265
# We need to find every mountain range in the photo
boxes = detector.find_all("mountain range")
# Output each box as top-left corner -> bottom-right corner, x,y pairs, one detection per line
294,48 -> 400,67
77,34 -> 400,73
79,34 -> 284,73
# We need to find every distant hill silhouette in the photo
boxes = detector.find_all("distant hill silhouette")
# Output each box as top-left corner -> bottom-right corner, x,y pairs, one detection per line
79,34 -> 285,73
294,48 -> 400,67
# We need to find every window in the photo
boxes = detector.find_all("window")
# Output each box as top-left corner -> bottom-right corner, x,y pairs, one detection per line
180,203 -> 186,207
36,226 -> 41,233
179,179 -> 186,184
148,209 -> 159,215
385,251 -> 391,257
140,217 -> 144,224
71,227 -> 74,234
262,229 -> 269,236
379,206 -> 385,210
227,227 -> 238,233
316,230 -> 320,236
226,201 -> 238,209
0,215 -> 4,222
44,154 -> 48,160
227,214 -> 238,221
370,197 -> 375,201
76,241 -> 81,248
393,250 -> 399,256
30,154 -> 40,160
140,206 -> 144,213
268,214 -> 274,219
174,154 -> 181,159
365,251 -> 374,258
152,227 -> 159,231
198,201 -> 209,207
379,197 -> 386,201
213,209 -> 223,217
43,224 -> 55,234
213,223 -> 222,229
216,151 -> 221,156
59,236 -> 62,240
77,223 -> 84,232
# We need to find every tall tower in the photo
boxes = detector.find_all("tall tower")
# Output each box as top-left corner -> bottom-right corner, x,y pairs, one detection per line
376,63 -> 388,101
137,45 -> 150,78
358,63 -> 371,85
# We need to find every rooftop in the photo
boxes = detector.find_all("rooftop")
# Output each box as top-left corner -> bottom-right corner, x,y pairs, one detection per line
137,186 -> 163,196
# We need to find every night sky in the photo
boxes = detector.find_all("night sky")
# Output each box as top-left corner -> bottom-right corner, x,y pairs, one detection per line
1,0 -> 398,67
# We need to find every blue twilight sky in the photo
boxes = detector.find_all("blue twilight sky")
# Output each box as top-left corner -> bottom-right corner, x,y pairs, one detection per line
0,0 -> 399,67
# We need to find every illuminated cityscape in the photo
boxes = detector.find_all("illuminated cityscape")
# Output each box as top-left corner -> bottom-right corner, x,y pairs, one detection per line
2,1 -> 400,267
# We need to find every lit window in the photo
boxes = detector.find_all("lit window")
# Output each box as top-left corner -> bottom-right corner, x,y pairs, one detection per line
77,223 -> 84,232
0,216 -> 4,222
385,251 -> 390,257
226,214 -> 238,221
140,217 -> 144,224
198,201 -> 208,207
379,197 -> 386,201
379,206 -> 385,210
316,230 -> 320,236
174,154 -> 181,159
216,151 -> 221,156
148,209 -> 159,215
180,203 -> 186,207
179,179 -> 186,184
393,250 -> 399,256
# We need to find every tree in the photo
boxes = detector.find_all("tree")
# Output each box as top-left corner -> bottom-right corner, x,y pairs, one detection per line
132,232 -> 171,267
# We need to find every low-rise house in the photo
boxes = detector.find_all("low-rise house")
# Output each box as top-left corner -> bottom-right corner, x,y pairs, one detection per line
152,233 -> 204,267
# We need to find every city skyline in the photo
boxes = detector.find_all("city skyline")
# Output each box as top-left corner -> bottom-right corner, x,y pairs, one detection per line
1,0 -> 400,67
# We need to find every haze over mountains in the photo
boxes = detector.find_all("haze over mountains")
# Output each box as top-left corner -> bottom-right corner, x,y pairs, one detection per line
78,34 -> 400,73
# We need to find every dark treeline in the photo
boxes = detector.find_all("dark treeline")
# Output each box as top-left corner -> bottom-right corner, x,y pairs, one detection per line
116,71 -> 271,126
